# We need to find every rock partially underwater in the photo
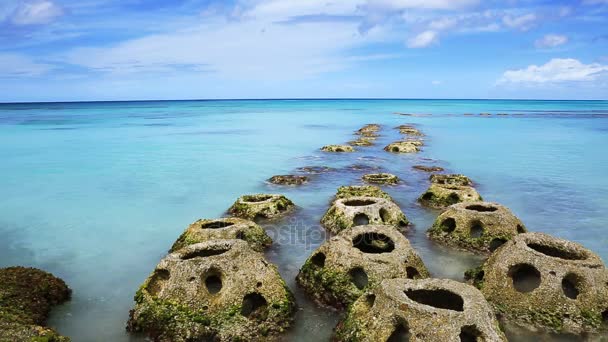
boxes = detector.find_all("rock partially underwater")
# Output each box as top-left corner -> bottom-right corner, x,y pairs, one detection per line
466,232 -> 608,335
0,267 -> 72,342
334,278 -> 507,341
418,174 -> 481,208
170,217 -> 272,252
412,165 -> 444,172
228,194 -> 294,220
362,173 -> 399,185
334,185 -> 394,202
384,141 -> 421,154
428,201 -> 527,254
128,240 -> 296,342
347,138 -> 374,147
268,175 -> 309,186
321,145 -> 355,153
395,124 -> 424,136
297,225 -> 428,309
430,174 -> 473,187
321,196 -> 408,234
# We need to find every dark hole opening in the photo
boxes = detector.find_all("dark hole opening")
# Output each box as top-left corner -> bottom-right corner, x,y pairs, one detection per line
602,309 -> 608,324
509,264 -> 541,293
527,243 -> 587,260
387,320 -> 411,342
448,193 -> 461,205
350,267 -> 368,290
365,293 -> 376,308
235,231 -> 246,240
243,195 -> 272,203
459,325 -> 483,342
205,271 -> 223,295
469,221 -> 484,238
311,252 -> 326,267
241,293 -> 268,319
379,208 -> 390,223
147,269 -> 170,296
422,192 -> 434,201
353,213 -> 370,226
392,147 -> 399,152
465,205 -> 498,212
561,273 -> 581,300
489,238 -> 507,252
200,221 -> 235,229
343,199 -> 377,207
406,267 -> 420,279
404,289 -> 464,312
517,225 -> 526,234
398,220 -> 408,227
181,248 -> 229,260
441,218 -> 456,233
352,233 -> 395,253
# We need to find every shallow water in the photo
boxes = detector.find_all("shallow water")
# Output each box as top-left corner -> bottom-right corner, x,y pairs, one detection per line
1,99 -> 607,341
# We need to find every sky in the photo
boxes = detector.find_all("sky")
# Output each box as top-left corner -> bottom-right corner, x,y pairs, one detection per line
0,0 -> 607,102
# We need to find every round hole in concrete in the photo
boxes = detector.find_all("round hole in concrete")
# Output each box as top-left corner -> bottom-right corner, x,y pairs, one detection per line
508,264 -> 541,293
404,289 -> 464,312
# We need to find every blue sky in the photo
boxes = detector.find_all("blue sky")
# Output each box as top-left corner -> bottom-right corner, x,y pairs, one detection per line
0,0 -> 607,102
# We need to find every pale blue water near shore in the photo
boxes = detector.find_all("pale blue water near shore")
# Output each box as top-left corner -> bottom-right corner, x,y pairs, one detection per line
1,99 -> 608,341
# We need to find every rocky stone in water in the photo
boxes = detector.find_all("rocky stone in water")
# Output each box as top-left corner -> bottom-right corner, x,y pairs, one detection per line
321,145 -> 355,153
428,201 -> 527,254
412,165 -> 444,172
356,124 -> 380,135
347,138 -> 373,147
321,196 -> 408,234
430,173 -> 473,186
268,175 -> 309,186
384,141 -> 421,153
362,173 -> 399,185
0,267 -> 72,342
127,240 -> 296,342
395,124 -> 424,136
334,277 -> 507,341
465,232 -> 608,335
228,194 -> 294,220
170,217 -> 272,253
296,166 -> 335,174
297,225 -> 428,309
343,164 -> 382,172
335,185 -> 393,202
418,184 -> 482,208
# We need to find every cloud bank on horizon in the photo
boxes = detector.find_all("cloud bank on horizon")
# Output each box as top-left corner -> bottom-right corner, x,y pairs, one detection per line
0,0 -> 607,101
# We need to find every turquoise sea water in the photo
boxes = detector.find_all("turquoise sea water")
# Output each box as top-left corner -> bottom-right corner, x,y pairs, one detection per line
1,99 -> 608,341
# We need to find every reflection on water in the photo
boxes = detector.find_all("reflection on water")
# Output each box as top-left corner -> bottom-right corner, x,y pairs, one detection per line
0,99 -> 607,341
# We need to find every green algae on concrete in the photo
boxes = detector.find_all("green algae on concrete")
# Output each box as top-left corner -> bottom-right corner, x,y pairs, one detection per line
228,194 -> 294,220
412,165 -> 444,172
361,173 -> 399,185
418,183 -> 482,208
321,196 -> 408,234
170,217 -> 272,253
335,185 -> 393,202
267,175 -> 309,186
128,240 -> 296,342
430,173 -> 473,187
383,141 -> 421,154
321,145 -> 355,153
297,225 -> 428,309
0,267 -> 71,342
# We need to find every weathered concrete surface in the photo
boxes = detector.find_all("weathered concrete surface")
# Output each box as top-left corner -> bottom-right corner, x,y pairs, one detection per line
228,194 -> 295,220
321,196 -> 408,234
362,173 -> 399,185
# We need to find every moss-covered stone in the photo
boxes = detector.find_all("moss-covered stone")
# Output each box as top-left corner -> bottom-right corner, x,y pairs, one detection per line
295,166 -> 335,174
428,201 -> 527,254
383,141 -> 420,154
334,278 -> 506,341
412,165 -> 444,172
395,124 -> 424,136
467,233 -> 608,335
170,217 -> 272,252
347,138 -> 373,147
335,186 -> 393,202
127,240 -> 296,341
321,145 -> 355,153
430,174 -> 473,186
267,175 -> 309,186
297,225 -> 428,309
228,194 -> 294,220
355,124 -> 380,135
418,184 -> 482,208
361,173 -> 399,185
321,196 -> 409,234
0,267 -> 71,342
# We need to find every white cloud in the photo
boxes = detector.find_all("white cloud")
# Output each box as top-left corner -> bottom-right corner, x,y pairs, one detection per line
432,80 -> 442,85
363,0 -> 478,11
407,30 -> 438,48
498,58 -> 608,84
535,34 -> 568,49
0,53 -> 54,77
11,0 -> 63,25
502,13 -> 537,31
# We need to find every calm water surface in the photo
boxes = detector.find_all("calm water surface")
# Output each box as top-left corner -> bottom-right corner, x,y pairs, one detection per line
1,99 -> 607,341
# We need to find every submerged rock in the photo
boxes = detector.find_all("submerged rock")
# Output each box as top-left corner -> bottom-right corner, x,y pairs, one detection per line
128,240 -> 296,342
418,184 -> 482,208
296,166 -> 335,174
384,141 -> 420,154
430,174 -> 473,187
228,194 -> 294,220
268,175 -> 309,186
334,278 -> 507,341
395,124 -> 424,136
355,124 -> 380,135
170,217 -> 272,252
297,225 -> 428,309
321,196 -> 408,234
343,164 -> 382,172
466,232 -> 608,335
321,145 -> 355,153
428,202 -> 527,254
0,267 -> 71,342
362,173 -> 399,185
412,165 -> 444,172
335,185 -> 393,202
347,138 -> 373,147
